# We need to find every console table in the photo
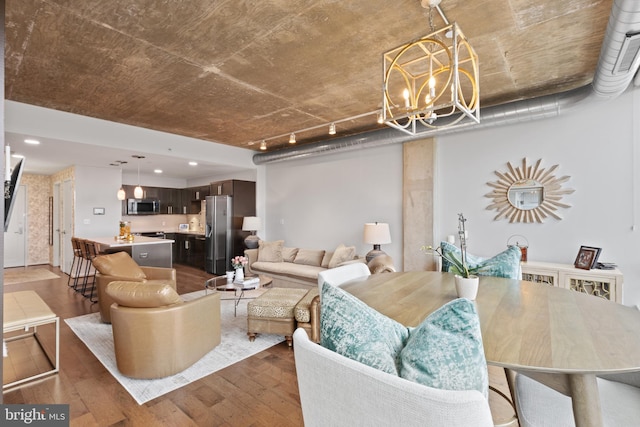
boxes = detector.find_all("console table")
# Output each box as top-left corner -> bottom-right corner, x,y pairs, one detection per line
521,261 -> 623,303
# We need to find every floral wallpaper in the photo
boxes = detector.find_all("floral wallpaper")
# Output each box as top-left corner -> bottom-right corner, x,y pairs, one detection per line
20,174 -> 52,265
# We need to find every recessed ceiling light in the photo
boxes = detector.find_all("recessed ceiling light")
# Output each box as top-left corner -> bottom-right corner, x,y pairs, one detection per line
24,139 -> 40,145
154,169 -> 163,174
189,161 -> 198,166
11,154 -> 24,159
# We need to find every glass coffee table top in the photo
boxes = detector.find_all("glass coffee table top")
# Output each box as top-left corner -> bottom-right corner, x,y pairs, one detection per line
204,275 -> 273,316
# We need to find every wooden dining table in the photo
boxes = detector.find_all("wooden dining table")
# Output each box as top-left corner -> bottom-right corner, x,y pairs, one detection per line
340,271 -> 640,427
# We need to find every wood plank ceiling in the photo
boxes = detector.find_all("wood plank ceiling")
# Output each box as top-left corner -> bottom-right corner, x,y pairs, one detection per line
5,0 -> 614,152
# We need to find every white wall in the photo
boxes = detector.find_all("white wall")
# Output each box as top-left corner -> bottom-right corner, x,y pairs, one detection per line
436,88 -> 640,305
265,145 -> 403,263
74,165 -> 122,238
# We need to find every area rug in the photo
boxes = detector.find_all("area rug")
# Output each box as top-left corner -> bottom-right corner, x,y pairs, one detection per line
4,268 -> 60,285
65,290 -> 283,405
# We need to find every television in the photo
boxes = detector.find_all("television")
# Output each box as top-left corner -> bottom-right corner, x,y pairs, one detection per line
5,158 -> 25,232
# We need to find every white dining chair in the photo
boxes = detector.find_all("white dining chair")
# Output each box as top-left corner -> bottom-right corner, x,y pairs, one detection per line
513,372 -> 640,426
317,262 -> 371,299
293,328 -> 493,427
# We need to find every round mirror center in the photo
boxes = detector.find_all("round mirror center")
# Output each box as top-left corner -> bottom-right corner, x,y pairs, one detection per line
507,179 -> 544,210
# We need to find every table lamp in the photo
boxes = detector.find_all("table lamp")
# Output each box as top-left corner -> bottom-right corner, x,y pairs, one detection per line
363,222 -> 391,262
242,216 -> 262,249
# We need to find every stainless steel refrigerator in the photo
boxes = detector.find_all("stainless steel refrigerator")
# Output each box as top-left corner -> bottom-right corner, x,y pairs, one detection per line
205,195 -> 232,275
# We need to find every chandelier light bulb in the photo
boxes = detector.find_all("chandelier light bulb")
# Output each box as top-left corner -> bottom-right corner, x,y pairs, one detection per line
329,123 -> 336,135
289,133 -> 296,144
377,111 -> 384,124
260,140 -> 267,150
403,88 -> 410,108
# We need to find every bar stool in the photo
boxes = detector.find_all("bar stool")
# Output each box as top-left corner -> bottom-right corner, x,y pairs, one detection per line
79,240 -> 99,302
68,237 -> 85,290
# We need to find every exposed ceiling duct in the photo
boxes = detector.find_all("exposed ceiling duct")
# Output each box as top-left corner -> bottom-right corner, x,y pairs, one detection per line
253,0 -> 640,165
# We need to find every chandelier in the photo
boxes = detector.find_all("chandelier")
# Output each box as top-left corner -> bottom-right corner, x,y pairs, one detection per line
382,0 -> 479,135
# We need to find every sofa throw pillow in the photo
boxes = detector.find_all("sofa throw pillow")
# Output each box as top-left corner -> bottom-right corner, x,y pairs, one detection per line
105,282 -> 183,308
398,298 -> 489,398
328,244 -> 356,269
282,247 -> 299,263
320,282 -> 409,375
92,251 -> 146,280
294,249 -> 325,266
321,251 -> 333,268
257,240 -> 284,262
320,283 -> 488,396
440,242 -> 522,279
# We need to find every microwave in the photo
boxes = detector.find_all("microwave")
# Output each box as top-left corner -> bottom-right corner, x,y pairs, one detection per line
126,199 -> 160,215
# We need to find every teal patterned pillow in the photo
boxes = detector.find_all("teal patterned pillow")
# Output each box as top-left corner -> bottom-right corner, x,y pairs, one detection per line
473,245 -> 521,279
320,284 -> 488,396
440,241 -> 484,272
441,242 -> 521,279
398,299 -> 489,397
320,282 -> 409,375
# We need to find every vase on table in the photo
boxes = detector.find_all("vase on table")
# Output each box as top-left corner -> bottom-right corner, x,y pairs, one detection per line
235,267 -> 244,283
454,275 -> 479,300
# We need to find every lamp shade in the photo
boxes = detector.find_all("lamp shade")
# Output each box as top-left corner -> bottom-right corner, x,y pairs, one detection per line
363,223 -> 391,244
242,216 -> 262,232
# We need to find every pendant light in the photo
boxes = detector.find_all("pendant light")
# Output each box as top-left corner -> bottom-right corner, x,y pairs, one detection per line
132,155 -> 145,199
117,187 -> 126,200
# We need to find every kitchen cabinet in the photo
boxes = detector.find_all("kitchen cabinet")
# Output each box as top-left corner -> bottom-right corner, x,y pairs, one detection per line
521,261 -> 623,303
170,232 -> 206,269
184,185 -> 210,214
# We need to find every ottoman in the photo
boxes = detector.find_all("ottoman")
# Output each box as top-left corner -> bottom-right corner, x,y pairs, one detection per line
247,287 -> 308,347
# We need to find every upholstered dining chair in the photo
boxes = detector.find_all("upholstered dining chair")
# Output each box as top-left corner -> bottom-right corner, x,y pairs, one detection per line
513,371 -> 640,426
293,328 -> 493,427
317,262 -> 371,296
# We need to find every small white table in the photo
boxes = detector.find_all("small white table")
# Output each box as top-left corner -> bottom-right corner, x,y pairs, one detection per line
3,291 -> 59,389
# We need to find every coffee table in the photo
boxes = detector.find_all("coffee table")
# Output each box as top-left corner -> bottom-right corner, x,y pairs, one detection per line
205,275 -> 273,316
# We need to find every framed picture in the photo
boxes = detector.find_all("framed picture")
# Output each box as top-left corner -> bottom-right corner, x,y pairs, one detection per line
574,246 -> 602,270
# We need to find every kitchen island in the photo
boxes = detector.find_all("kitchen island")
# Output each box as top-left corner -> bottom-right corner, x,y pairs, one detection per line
87,236 -> 174,268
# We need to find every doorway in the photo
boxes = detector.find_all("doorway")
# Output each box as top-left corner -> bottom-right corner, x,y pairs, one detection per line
61,179 -> 74,274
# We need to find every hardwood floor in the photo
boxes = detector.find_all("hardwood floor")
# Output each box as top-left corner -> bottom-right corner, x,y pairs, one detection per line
2,264 -> 518,426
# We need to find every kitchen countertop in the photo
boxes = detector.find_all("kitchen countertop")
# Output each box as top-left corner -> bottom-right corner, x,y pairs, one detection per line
88,236 -> 175,248
135,230 -> 205,236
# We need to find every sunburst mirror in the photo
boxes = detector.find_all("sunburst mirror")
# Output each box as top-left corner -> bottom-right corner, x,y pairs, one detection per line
485,158 -> 574,223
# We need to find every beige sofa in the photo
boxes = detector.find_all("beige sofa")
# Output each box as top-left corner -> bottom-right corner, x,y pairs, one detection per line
244,241 -> 366,289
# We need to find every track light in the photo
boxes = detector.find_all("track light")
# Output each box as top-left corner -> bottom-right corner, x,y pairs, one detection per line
289,133 -> 296,144
329,123 -> 336,135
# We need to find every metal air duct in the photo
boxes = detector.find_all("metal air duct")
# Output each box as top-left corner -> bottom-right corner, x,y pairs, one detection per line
253,0 -> 640,165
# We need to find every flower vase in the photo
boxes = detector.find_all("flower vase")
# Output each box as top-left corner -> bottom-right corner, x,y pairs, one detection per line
454,275 -> 479,300
235,268 -> 244,283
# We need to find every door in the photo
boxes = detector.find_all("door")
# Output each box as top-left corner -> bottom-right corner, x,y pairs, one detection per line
53,182 -> 61,267
4,184 -> 27,267
61,179 -> 74,274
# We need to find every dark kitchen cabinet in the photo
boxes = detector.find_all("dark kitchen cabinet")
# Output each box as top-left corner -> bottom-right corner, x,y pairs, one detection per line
184,185 -> 210,214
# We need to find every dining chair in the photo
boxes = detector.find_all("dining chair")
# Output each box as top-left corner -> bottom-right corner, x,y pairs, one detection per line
513,371 -> 640,426
317,262 -> 371,296
293,328 -> 493,427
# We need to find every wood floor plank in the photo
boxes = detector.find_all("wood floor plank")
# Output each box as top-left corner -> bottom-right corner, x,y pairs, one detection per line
2,263 -> 518,426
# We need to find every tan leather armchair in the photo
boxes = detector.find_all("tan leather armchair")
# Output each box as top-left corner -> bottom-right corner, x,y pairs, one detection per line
106,281 -> 221,379
92,251 -> 177,323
